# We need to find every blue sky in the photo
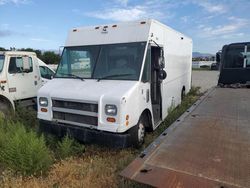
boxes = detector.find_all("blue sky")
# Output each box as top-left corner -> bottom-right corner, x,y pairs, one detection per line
0,0 -> 249,54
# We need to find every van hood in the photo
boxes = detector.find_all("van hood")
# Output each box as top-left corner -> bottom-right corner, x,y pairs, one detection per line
38,78 -> 138,102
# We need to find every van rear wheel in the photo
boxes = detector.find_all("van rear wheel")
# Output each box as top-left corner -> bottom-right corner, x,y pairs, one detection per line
129,116 -> 146,148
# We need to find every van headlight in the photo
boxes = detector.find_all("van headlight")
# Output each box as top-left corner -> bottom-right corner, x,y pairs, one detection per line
39,97 -> 48,107
105,104 -> 117,116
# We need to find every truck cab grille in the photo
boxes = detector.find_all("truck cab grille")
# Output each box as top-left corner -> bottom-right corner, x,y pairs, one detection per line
52,99 -> 98,128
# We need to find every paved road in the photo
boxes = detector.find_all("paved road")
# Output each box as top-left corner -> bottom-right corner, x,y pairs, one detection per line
192,70 -> 219,92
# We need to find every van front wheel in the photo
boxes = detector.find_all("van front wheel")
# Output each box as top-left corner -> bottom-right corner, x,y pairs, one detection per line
129,116 -> 146,148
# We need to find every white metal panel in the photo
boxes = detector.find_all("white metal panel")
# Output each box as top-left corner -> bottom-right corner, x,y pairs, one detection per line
38,79 -> 145,133
65,20 -> 151,46
148,20 -> 192,123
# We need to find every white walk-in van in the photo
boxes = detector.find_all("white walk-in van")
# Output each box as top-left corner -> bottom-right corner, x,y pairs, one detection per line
38,19 -> 192,147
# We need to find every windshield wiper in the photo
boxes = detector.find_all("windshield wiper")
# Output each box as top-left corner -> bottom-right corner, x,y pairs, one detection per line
57,73 -> 85,81
97,74 -> 134,81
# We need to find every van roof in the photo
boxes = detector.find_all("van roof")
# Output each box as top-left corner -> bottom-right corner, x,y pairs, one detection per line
226,42 -> 250,46
65,19 -> 191,47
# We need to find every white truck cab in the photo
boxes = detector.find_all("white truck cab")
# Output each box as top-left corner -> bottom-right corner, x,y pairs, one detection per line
0,51 -> 53,114
38,19 -> 192,147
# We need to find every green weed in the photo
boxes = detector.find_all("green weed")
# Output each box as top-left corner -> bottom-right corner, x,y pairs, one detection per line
0,120 -> 52,176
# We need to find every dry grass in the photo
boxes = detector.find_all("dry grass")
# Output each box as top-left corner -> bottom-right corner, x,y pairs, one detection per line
0,87 -> 200,188
1,146 -> 140,188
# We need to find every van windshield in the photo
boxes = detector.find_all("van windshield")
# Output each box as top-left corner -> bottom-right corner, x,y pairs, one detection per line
0,55 -> 4,73
55,42 -> 146,81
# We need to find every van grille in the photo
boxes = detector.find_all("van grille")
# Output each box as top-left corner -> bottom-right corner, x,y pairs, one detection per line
52,99 -> 98,127
52,100 -> 98,112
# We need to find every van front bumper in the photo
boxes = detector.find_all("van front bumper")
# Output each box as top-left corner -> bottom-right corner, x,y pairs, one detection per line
39,120 -> 132,148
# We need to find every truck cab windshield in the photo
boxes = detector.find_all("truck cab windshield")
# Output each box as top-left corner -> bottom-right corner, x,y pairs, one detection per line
0,55 -> 4,73
55,42 -> 146,81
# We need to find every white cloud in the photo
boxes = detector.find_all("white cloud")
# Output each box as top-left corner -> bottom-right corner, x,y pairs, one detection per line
200,2 -> 226,13
198,17 -> 249,38
220,32 -> 245,39
87,6 -> 150,22
0,0 -> 30,5
86,1 -> 172,22
190,0 -> 227,14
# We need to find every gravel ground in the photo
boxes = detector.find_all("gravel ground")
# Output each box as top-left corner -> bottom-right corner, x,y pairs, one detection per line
192,70 -> 220,92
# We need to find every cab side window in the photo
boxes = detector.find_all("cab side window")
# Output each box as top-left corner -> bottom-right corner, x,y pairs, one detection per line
8,57 -> 33,74
39,66 -> 54,79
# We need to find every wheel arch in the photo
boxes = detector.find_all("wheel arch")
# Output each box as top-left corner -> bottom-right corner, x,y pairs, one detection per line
181,85 -> 186,100
140,108 -> 153,132
182,85 -> 186,93
0,94 -> 15,111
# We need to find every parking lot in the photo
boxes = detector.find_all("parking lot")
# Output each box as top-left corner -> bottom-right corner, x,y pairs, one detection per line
192,70 -> 219,92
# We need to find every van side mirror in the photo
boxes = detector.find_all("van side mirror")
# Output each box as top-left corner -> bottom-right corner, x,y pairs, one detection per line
22,56 -> 31,72
159,69 -> 167,80
158,57 -> 165,69
159,48 -> 165,69
216,53 -> 221,63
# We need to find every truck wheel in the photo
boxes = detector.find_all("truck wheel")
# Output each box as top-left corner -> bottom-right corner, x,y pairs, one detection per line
129,116 -> 146,148
0,101 -> 11,117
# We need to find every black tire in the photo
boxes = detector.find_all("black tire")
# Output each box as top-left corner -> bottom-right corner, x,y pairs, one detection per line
0,101 -> 11,117
129,116 -> 146,148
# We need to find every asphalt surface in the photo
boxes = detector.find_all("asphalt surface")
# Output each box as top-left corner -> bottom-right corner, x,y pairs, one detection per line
192,70 -> 219,92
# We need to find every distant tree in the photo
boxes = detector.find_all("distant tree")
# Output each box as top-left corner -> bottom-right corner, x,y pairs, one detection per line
41,51 -> 60,64
19,48 -> 42,59
0,47 -> 6,51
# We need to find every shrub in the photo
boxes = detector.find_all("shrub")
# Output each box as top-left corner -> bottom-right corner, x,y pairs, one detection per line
188,86 -> 201,96
13,107 -> 39,130
56,135 -> 85,160
45,133 -> 59,150
0,120 -> 52,176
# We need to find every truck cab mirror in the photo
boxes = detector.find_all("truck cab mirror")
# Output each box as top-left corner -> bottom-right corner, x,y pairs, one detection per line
159,69 -> 167,80
22,56 -> 31,72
